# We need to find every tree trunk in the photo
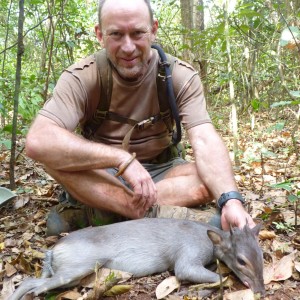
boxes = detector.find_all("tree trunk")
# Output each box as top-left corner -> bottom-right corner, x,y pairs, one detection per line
10,0 -> 25,189
1,0 -> 13,128
224,0 -> 240,167
180,0 -> 193,61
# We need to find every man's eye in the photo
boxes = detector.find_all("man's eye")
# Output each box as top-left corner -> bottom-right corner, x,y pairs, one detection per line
109,32 -> 122,38
132,31 -> 146,39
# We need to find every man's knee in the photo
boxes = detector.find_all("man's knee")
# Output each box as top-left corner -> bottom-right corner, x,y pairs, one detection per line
191,184 -> 213,204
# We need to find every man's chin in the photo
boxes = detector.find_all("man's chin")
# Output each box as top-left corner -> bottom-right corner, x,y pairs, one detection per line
116,67 -> 143,81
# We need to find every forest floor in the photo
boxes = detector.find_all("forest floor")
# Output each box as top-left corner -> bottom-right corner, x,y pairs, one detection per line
0,109 -> 300,300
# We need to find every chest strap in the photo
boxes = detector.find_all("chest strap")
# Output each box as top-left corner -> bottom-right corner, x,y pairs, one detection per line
83,45 -> 180,150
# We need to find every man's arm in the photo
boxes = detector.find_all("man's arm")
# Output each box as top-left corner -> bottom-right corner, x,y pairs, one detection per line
187,123 -> 255,229
25,115 -> 157,212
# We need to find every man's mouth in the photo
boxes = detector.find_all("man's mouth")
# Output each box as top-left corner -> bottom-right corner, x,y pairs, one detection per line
119,57 -> 138,66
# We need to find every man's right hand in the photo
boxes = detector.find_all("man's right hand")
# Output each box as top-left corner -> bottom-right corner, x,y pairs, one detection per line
121,157 -> 158,218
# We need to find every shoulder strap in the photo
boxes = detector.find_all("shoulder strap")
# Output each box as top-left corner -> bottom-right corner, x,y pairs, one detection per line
151,44 -> 181,145
82,49 -> 112,138
84,46 -> 181,145
95,49 -> 112,118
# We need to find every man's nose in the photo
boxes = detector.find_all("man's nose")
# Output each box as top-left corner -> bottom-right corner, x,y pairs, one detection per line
121,35 -> 136,53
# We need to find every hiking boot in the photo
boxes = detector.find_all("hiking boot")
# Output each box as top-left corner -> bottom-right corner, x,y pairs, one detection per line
145,205 -> 221,228
46,191 -> 126,236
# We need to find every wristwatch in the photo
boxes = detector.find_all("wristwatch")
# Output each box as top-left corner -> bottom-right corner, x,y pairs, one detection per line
217,191 -> 246,212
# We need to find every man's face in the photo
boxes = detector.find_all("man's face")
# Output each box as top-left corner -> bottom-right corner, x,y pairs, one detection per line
95,0 -> 158,81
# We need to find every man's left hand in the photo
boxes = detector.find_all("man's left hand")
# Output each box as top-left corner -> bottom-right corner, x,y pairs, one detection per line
221,199 -> 256,230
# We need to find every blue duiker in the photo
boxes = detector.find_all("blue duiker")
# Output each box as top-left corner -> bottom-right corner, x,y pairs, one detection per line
9,218 -> 265,299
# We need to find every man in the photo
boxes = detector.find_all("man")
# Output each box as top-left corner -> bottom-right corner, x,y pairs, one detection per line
25,0 -> 255,235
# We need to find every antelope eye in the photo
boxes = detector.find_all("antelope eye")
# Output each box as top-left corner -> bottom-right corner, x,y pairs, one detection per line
237,257 -> 247,266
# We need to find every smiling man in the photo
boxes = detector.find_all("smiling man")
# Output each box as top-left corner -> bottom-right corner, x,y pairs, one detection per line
25,0 -> 255,235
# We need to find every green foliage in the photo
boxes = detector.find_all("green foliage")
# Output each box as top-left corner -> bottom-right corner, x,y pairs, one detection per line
1,0 -> 300,139
272,221 -> 295,233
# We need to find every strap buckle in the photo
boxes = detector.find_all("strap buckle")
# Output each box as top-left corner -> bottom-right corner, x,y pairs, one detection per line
137,115 -> 160,130
93,110 -> 108,120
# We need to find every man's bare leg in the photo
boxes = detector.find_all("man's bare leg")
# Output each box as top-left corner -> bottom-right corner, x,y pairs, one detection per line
156,162 -> 213,206
47,161 -> 213,216
46,167 -> 144,219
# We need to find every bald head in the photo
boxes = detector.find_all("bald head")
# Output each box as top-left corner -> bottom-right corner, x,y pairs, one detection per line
98,0 -> 154,27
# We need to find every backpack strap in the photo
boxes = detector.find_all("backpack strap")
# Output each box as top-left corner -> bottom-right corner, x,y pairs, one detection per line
83,46 -> 181,149
82,49 -> 112,139
151,44 -> 181,145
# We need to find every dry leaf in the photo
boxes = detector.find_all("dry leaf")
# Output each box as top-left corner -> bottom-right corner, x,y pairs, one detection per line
1,277 -> 15,300
5,263 -> 17,277
156,276 -> 180,299
22,232 -> 34,241
165,295 -> 182,300
295,261 -> 300,273
224,288 -> 255,300
55,290 -> 82,300
13,195 -> 30,209
189,276 -> 231,291
259,230 -> 276,240
264,251 -> 296,284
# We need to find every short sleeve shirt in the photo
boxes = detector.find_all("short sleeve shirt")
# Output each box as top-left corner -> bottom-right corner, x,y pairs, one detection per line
39,50 -> 211,161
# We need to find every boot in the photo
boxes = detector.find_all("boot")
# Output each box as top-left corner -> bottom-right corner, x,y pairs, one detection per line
46,192 -> 126,236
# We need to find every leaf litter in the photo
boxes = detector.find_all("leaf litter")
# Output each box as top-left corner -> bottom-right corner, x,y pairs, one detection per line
0,112 -> 299,299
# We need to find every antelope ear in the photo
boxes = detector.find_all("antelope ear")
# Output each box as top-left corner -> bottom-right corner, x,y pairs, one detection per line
251,222 -> 263,237
207,230 -> 223,245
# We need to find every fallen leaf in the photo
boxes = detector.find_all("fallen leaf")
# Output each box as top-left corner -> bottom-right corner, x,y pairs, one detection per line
295,261 -> 300,273
189,276 -> 231,291
264,250 -> 296,284
104,284 -> 133,296
0,277 -> 15,300
5,263 -> 17,277
224,288 -> 255,300
14,195 -> 30,209
56,290 -> 82,299
259,230 -> 276,240
165,295 -> 182,300
156,276 -> 180,299
22,232 -> 34,241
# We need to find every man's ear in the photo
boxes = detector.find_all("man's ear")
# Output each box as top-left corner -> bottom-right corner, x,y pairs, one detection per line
95,24 -> 105,47
150,19 -> 158,42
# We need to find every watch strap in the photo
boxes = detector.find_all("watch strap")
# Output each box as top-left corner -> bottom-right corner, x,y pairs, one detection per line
217,191 -> 245,211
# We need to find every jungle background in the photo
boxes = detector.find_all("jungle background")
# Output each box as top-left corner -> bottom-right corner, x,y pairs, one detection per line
0,0 -> 300,299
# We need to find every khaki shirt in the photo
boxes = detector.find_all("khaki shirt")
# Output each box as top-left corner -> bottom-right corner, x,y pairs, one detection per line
39,50 -> 211,161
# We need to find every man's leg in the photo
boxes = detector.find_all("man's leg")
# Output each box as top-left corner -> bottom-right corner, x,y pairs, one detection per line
143,159 -> 213,206
45,160 -> 220,235
46,167 -> 140,218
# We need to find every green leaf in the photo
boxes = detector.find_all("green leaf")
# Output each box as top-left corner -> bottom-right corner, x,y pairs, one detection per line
270,181 -> 292,191
236,9 -> 262,18
3,124 -> 13,133
289,91 -> 300,98
0,140 -> 11,150
287,194 -> 298,202
104,285 -> 133,296
251,99 -> 260,111
267,122 -> 285,132
271,101 -> 292,108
